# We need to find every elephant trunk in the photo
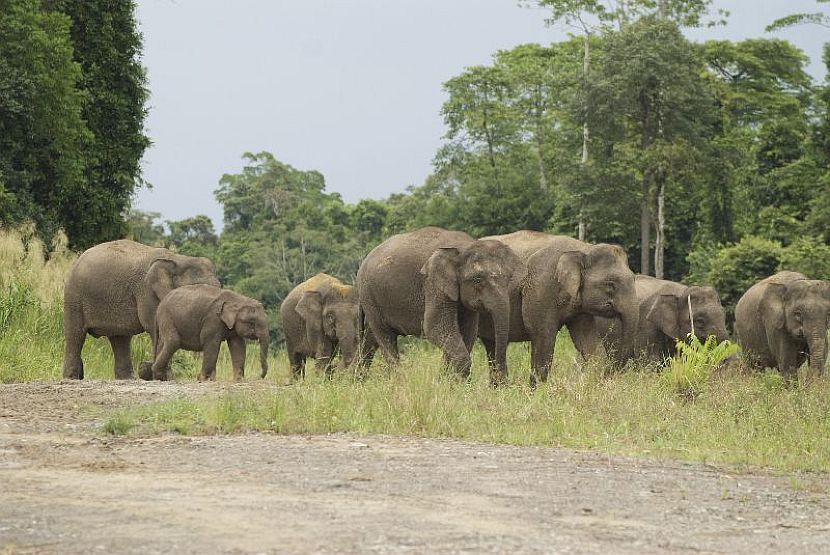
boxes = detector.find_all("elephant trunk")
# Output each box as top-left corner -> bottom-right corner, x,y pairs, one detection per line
807,330 -> 827,380
490,300 -> 511,385
616,307 -> 640,362
339,334 -> 359,369
259,333 -> 270,378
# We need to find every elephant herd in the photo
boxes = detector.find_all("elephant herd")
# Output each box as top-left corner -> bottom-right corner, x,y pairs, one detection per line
62,228 -> 830,384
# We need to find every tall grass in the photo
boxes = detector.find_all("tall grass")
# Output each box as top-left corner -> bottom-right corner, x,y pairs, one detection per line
105,341 -> 830,472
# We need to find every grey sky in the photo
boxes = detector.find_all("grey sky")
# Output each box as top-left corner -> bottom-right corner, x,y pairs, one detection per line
134,0 -> 829,228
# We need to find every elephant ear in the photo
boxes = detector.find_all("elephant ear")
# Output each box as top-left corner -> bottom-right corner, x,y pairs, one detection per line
296,290 -> 324,344
146,258 -> 176,301
554,250 -> 585,307
420,247 -> 460,302
645,293 -> 681,339
760,283 -> 787,330
217,298 -> 244,330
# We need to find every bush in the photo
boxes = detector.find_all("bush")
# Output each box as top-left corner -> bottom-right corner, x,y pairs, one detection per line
702,236 -> 783,323
778,238 -> 830,280
660,335 -> 739,400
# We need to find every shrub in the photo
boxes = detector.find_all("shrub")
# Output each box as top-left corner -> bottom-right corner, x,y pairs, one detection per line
778,237 -> 830,280
704,236 -> 783,323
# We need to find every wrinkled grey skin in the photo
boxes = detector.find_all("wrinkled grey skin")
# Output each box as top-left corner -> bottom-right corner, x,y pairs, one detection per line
357,227 -> 526,384
281,273 -> 364,379
62,240 -> 220,380
153,285 -> 269,381
735,271 -> 830,380
598,275 -> 729,362
479,231 -> 639,387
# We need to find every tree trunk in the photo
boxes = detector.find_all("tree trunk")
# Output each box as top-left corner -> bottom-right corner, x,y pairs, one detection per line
578,32 -> 591,242
640,173 -> 651,276
654,178 -> 665,279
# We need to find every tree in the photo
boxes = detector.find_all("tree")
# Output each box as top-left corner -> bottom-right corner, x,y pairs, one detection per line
47,0 -> 150,248
0,0 -> 89,243
766,0 -> 830,32
125,209 -> 165,247
590,18 -> 714,277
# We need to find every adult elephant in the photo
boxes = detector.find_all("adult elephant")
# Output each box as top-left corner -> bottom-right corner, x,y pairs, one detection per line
735,271 -> 830,380
357,227 -> 525,384
281,273 -> 364,379
598,275 -> 729,362
479,231 -> 639,386
62,239 -> 220,380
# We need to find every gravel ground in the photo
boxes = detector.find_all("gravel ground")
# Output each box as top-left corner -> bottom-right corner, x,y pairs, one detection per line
1,381 -> 829,554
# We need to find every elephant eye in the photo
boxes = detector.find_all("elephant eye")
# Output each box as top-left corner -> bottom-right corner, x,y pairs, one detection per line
793,312 -> 803,323
469,274 -> 484,285
605,281 -> 616,292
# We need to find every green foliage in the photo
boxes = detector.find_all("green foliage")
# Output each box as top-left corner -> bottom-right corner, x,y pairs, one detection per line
0,0 -> 89,243
125,209 -> 166,247
778,238 -> 830,281
47,0 -> 150,248
661,334 -> 739,399
0,0 -> 148,249
695,236 -> 783,322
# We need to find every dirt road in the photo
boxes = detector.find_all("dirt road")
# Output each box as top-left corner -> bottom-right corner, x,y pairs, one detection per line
1,382 -> 829,554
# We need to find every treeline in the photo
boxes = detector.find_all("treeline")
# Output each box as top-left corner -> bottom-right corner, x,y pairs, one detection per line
0,0 -> 149,249
131,3 -> 830,340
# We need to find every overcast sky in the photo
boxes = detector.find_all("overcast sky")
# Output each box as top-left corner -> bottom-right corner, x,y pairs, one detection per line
134,0 -> 829,228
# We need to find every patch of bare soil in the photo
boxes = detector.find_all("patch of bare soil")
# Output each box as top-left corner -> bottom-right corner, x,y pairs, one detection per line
1,382 -> 829,554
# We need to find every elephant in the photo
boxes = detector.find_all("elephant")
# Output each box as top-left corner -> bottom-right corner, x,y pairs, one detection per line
62,239 -> 220,380
280,273 -> 366,379
735,271 -> 830,380
598,275 -> 729,362
479,231 -> 639,386
153,285 -> 269,381
357,226 -> 526,384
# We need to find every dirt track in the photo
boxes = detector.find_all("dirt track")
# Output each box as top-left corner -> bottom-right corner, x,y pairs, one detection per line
1,382 -> 829,554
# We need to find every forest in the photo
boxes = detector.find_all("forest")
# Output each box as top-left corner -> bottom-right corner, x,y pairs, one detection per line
2,0 -> 830,343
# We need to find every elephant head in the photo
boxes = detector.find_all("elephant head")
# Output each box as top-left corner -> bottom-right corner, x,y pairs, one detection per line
554,244 -> 639,359
421,239 -> 526,380
218,297 -> 270,378
146,254 -> 220,301
295,284 -> 360,368
645,286 -> 729,345
763,279 -> 830,378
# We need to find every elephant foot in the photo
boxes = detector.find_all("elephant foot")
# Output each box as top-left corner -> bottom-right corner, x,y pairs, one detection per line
138,362 -> 153,381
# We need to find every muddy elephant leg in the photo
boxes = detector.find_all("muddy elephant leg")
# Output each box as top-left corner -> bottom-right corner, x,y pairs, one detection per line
530,328 -> 559,388
568,314 -> 606,363
62,308 -> 86,380
200,339 -> 222,381
151,336 -> 178,381
228,336 -> 247,381
108,335 -> 134,379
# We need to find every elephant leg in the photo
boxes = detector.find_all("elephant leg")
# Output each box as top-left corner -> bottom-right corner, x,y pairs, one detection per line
228,336 -> 247,381
108,335 -> 134,380
152,337 -> 178,381
289,351 -> 306,380
530,329 -> 559,388
365,312 -> 399,366
568,314 -> 606,362
200,339 -> 222,381
481,337 -> 497,373
62,309 -> 86,380
358,333 -> 378,370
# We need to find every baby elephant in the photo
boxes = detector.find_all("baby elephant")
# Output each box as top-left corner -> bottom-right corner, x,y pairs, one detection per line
281,273 -> 362,379
153,284 -> 270,381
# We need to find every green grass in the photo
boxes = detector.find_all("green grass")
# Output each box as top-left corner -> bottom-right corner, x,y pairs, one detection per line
1,225 -> 829,474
